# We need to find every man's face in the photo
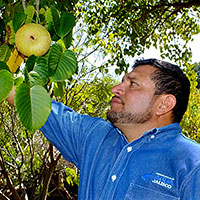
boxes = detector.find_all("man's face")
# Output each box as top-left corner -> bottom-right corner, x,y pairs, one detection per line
107,65 -> 157,125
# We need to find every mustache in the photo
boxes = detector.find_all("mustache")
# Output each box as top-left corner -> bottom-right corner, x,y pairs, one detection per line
111,96 -> 125,105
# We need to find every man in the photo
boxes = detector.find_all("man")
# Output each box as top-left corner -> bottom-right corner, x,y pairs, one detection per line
8,59 -> 200,199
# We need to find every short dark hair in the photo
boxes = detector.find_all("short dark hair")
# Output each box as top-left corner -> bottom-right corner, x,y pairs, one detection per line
132,58 -> 190,123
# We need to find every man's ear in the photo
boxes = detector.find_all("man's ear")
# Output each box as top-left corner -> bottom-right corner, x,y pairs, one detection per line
156,94 -> 176,116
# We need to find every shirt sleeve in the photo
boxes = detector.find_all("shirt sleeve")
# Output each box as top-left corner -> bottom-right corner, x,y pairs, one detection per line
180,167 -> 200,200
40,100 -> 101,168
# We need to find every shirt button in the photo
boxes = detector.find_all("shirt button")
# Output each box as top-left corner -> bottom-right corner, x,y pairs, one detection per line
127,147 -> 132,152
111,175 -> 117,182
150,135 -> 155,139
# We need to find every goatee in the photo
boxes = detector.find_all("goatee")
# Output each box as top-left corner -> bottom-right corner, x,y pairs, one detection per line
107,95 -> 157,124
107,109 -> 152,124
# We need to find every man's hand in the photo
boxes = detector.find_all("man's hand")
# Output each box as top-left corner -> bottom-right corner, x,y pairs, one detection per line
6,86 -> 16,106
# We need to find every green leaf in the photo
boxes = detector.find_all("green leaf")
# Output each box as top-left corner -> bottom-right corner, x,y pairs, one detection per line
15,84 -> 52,130
6,21 -> 15,45
25,5 -> 35,24
51,49 -> 77,82
25,55 -> 37,72
45,8 -> 53,31
51,7 -> 75,38
0,69 -> 14,103
28,71 -> 44,87
59,12 -> 76,37
54,81 -> 65,97
62,0 -> 73,10
14,76 -> 24,87
0,44 -> 11,62
13,12 -> 25,33
0,0 -> 4,7
48,43 -> 78,82
63,31 -> 72,48
34,57 -> 49,85
24,68 -> 29,85
0,61 -> 9,71
57,38 -> 66,48
51,7 -> 60,34
48,43 -> 63,76
0,18 -> 5,36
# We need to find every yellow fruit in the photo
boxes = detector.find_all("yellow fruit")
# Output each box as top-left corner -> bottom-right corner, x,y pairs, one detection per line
15,23 -> 51,57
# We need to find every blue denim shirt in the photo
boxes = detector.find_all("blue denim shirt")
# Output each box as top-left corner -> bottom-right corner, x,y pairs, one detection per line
41,101 -> 200,200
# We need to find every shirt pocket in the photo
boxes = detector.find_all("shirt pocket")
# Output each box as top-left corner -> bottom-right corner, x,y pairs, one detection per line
124,183 -> 180,200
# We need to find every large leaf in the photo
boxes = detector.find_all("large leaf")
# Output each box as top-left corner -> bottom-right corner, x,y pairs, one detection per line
13,12 -> 25,32
45,8 -> 54,33
63,31 -> 73,48
15,84 -> 52,130
51,7 -> 75,38
0,69 -> 14,103
51,7 -> 60,35
0,44 -> 11,62
28,71 -> 44,87
25,5 -> 35,24
48,43 -> 63,76
59,12 -> 76,37
48,43 -> 78,82
51,49 -> 77,81
45,8 -> 53,25
34,57 -> 49,85
25,55 -> 37,72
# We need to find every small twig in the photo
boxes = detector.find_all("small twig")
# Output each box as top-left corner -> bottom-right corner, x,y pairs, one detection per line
22,0 -> 26,11
0,150 -> 22,200
25,129 -> 34,175
35,0 -> 40,14
0,191 -> 10,200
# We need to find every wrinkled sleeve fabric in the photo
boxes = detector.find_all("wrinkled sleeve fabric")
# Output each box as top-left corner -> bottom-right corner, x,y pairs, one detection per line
40,100 -> 101,169
180,167 -> 200,200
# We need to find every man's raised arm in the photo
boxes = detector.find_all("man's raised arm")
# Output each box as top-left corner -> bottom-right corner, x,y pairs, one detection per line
6,86 -> 16,106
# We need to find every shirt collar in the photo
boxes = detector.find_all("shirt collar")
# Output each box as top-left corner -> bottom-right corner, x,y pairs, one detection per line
115,122 -> 181,143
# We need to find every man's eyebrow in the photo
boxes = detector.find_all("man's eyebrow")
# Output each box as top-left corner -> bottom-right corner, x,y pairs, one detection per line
121,75 -> 136,82
127,76 -> 136,80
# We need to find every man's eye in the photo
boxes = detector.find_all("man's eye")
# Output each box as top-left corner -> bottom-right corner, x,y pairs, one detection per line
131,82 -> 137,86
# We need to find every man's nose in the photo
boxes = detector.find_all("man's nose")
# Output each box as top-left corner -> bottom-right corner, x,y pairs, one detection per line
111,83 -> 125,96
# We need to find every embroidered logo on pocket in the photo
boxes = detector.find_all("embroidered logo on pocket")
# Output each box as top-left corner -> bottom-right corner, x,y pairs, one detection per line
142,172 -> 174,189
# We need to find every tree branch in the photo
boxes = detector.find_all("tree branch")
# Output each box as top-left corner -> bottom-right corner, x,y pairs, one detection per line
39,144 -> 61,200
0,150 -> 22,200
0,191 -> 10,200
